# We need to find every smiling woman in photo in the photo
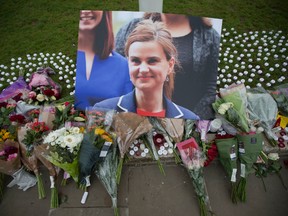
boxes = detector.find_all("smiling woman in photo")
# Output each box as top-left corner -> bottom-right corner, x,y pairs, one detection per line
93,19 -> 199,120
75,10 -> 133,111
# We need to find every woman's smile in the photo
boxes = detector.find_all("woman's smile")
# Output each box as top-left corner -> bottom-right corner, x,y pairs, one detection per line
128,41 -> 174,92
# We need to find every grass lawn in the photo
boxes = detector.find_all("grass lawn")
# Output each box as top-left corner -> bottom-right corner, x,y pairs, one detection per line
0,0 -> 287,96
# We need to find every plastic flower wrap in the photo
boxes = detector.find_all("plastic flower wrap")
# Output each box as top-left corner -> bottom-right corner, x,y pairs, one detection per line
22,121 -> 50,156
213,83 -> 250,133
269,83 -> 288,116
184,119 -> 197,140
0,140 -> 35,192
0,139 -> 21,175
176,137 -> 213,216
95,143 -> 119,216
18,126 -> 58,207
0,102 -> 19,137
53,97 -> 86,129
148,117 -> 183,163
212,97 -> 248,134
78,107 -> 115,203
112,112 -> 152,184
43,126 -> 84,184
0,75 -> 29,102
196,120 -> 211,142
25,67 -> 61,106
236,132 -> 263,202
215,133 -> 238,203
246,87 -> 278,147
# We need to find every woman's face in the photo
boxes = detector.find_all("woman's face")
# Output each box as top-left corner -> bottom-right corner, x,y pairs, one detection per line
128,41 -> 175,93
79,10 -> 103,31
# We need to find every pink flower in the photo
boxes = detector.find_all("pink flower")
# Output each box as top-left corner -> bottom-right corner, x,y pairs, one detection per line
28,91 -> 37,99
7,153 -> 17,161
0,150 -> 5,156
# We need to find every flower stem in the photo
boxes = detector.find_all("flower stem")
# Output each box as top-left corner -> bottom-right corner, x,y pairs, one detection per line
198,197 -> 208,216
231,182 -> 238,204
36,173 -> 46,199
237,177 -> 246,202
50,176 -> 59,208
116,158 -> 123,185
51,187 -> 59,208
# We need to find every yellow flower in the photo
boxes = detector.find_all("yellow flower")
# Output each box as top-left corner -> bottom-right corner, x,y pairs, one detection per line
95,128 -> 105,135
79,127 -> 85,133
101,134 -> 113,143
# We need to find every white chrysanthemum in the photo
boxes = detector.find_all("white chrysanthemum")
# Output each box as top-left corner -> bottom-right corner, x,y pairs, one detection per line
44,131 -> 59,144
70,127 -> 80,134
63,134 -> 77,148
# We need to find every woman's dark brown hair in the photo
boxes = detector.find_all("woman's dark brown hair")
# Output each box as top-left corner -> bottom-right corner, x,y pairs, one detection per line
125,19 -> 179,99
94,11 -> 114,59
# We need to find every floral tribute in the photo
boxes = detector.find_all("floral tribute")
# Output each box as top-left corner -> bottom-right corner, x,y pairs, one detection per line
78,108 -> 115,204
22,121 -> 50,156
177,137 -> 213,216
26,67 -> 61,106
43,126 -> 84,184
0,54 -> 287,213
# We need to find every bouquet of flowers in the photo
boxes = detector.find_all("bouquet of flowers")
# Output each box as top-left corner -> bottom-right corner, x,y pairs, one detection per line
220,84 -> 250,131
0,102 -> 19,137
26,66 -> 61,106
43,126 -> 84,184
212,98 -> 249,134
0,129 -> 36,193
0,74 -> 29,103
18,126 -> 45,199
269,83 -> 288,116
19,123 -> 58,208
236,132 -> 263,202
22,121 -> 50,156
53,98 -> 86,129
27,86 -> 58,106
112,112 -> 152,184
176,137 -> 213,216
148,117 -> 183,164
95,143 -> 119,216
215,133 -> 238,203
0,139 -> 37,193
0,139 -> 21,175
246,87 -> 278,146
78,108 -> 115,203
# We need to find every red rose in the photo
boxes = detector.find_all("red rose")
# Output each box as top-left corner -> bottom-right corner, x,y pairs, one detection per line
0,102 -> 8,108
9,114 -> 26,123
12,93 -> 23,102
43,89 -> 55,97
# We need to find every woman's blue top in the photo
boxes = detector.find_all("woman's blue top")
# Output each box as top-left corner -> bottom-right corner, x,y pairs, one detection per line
75,50 -> 133,110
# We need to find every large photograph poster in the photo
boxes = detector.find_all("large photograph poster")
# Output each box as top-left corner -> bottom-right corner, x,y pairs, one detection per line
75,10 -> 222,120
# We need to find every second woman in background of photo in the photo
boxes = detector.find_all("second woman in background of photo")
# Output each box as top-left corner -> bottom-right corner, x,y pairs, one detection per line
75,10 -> 133,111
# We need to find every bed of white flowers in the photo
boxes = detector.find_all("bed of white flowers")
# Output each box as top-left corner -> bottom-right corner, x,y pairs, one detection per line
218,29 -> 287,89
0,28 -> 287,96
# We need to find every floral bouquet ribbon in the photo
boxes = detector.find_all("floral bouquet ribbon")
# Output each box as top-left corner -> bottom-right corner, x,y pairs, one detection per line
177,137 -> 213,216
236,132 -> 263,202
